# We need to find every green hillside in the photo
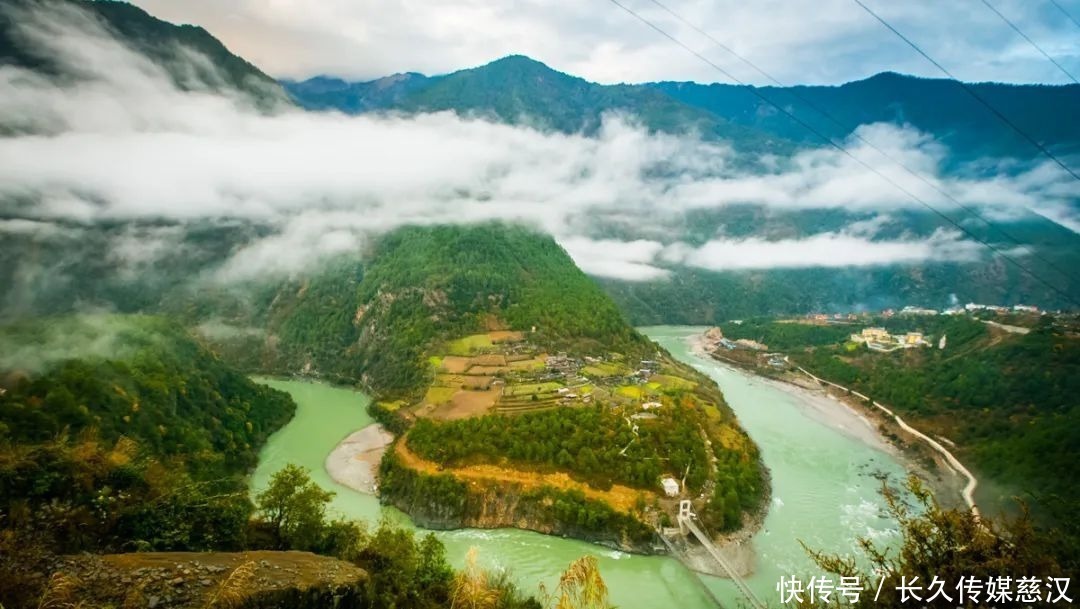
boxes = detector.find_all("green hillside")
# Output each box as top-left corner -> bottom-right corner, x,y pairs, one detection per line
652,72 -> 1080,162
0,314 -> 296,477
287,55 -> 792,156
0,0 -> 288,110
347,223 -> 649,397
717,313 -> 1080,565
286,55 -> 1080,163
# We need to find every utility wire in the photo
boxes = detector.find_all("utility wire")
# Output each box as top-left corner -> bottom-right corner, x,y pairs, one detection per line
852,0 -> 1080,183
1048,0 -> 1080,30
979,0 -> 1079,84
605,0 -> 1080,307
642,0 -> 1080,288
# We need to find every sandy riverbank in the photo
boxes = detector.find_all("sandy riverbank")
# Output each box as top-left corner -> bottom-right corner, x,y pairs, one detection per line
689,335 -> 894,456
689,333 -> 972,512
325,424 -> 394,494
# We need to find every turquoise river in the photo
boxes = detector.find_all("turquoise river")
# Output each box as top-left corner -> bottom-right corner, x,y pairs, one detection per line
251,326 -> 908,608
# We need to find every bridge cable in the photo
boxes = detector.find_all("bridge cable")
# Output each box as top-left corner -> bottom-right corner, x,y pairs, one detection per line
640,0 -> 1080,290
978,0 -> 1078,84
604,0 -> 1080,308
852,0 -> 1080,183
1048,0 -> 1080,30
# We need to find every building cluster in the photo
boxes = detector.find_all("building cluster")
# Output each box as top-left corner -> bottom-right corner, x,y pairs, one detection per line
806,312 -> 862,322
805,301 -> 1046,321
900,305 -> 938,316
849,327 -> 930,352
713,337 -> 769,351
948,302 -> 1040,315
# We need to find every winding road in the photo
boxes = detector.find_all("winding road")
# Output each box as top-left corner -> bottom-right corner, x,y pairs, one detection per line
792,364 -> 980,517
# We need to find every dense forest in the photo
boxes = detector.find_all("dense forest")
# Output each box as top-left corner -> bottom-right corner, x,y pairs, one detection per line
343,223 -> 649,398
401,389 -> 763,534
377,450 -> 657,547
407,405 -> 711,491
0,315 -> 544,608
0,314 -> 295,478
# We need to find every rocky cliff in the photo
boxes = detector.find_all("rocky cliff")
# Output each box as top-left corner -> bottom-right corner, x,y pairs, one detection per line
48,551 -> 367,609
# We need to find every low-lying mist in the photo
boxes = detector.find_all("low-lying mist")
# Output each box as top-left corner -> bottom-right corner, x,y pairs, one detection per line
0,0 -> 1076,287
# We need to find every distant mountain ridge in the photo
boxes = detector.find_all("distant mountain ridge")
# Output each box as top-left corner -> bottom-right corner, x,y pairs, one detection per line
285,54 -> 1080,162
1,3 -> 1077,317
651,71 -> 1080,162
285,55 -> 793,155
0,0 -> 289,109
284,55 -> 1080,313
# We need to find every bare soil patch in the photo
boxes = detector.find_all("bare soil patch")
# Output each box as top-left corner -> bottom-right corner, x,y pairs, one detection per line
440,356 -> 472,373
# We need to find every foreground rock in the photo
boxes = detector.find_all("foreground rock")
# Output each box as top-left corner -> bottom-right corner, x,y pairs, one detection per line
51,551 -> 366,609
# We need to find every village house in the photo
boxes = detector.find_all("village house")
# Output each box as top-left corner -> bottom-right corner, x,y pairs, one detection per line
661,477 -> 680,497
734,338 -> 768,351
900,306 -> 938,316
852,326 -> 929,351
851,327 -> 891,343
903,332 -> 925,346
766,354 -> 787,369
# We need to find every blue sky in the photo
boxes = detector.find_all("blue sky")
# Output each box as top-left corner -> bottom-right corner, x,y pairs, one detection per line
130,0 -> 1080,85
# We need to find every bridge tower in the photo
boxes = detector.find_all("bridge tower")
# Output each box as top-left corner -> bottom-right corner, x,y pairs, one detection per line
677,500 -> 694,535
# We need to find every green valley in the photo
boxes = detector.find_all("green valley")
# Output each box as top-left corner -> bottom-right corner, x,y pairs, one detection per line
705,311 -> 1080,568
1,0 -> 1078,606
341,225 -> 768,551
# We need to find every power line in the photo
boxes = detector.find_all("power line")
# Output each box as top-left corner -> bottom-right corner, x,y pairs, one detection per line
979,0 -> 1078,84
1048,0 -> 1080,30
604,0 -> 1080,307
852,0 -> 1080,183
641,0 -> 1080,289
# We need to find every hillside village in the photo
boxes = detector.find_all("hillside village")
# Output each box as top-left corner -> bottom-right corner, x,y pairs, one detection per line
373,328 -> 764,549
699,300 -> 1080,376
403,332 -> 702,499
391,330 -> 694,423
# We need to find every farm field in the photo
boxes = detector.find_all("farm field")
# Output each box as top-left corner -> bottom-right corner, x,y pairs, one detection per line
408,330 -> 706,422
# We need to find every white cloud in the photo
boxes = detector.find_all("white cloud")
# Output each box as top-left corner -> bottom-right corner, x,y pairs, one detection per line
127,0 -> 1080,86
0,2 -> 1073,283
559,237 -> 670,281
661,229 -> 984,271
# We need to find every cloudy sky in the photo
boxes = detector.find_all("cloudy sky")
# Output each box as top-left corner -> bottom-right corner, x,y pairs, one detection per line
0,0 -> 1076,284
127,0 -> 1080,85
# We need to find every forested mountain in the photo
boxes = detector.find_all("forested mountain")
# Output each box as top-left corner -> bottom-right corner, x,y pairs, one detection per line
280,73 -> 433,113
346,224 -> 648,397
652,72 -> 1080,163
286,55 -> 792,155
285,55 -> 1080,316
0,314 -> 296,477
286,55 -> 1080,163
0,0 -> 1073,602
0,0 -> 288,110
0,314 -> 297,601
